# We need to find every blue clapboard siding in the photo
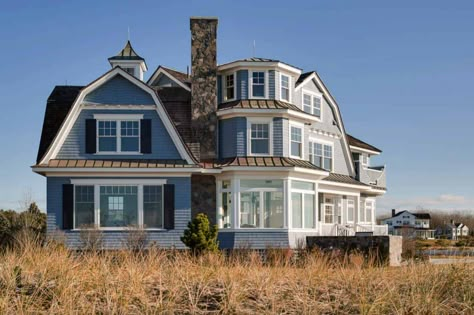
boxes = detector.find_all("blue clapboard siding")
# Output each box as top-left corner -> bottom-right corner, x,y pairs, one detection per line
46,176 -> 191,249
56,109 -> 181,159
218,231 -> 290,249
218,117 -> 247,158
268,70 -> 276,99
84,74 -> 155,105
236,70 -> 248,99
272,117 -> 289,157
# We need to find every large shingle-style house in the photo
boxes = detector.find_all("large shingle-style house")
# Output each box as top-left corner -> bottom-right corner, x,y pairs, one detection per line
435,221 -> 470,240
33,17 -> 387,249
381,210 -> 435,239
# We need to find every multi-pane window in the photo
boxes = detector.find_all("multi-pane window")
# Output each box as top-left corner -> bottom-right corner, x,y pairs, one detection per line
303,94 -> 312,113
281,74 -> 290,101
347,198 -> 355,222
252,72 -> 265,97
74,183 -> 164,229
309,142 -> 332,171
120,121 -> 139,152
74,186 -> 94,228
250,123 -> 270,155
290,126 -> 302,158
100,186 -> 138,227
98,121 -> 117,152
225,74 -> 235,100
143,186 -> 163,228
97,119 -> 140,153
324,197 -> 334,224
323,145 -> 332,171
365,200 -> 373,223
240,180 -> 283,228
302,93 -> 321,118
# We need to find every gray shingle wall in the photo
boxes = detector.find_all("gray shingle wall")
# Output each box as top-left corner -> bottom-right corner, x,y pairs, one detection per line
84,75 -> 155,105
268,70 -> 276,99
56,109 -> 181,160
47,176 -> 191,249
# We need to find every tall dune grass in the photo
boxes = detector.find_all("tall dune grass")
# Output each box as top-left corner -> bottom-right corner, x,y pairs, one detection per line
0,237 -> 472,314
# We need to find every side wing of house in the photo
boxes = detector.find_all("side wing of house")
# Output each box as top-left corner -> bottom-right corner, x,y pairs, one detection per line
34,68 -> 198,249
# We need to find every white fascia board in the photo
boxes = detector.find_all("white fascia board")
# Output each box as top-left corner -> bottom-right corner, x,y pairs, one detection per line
217,108 -> 318,123
217,61 -> 302,75
219,166 -> 328,176
146,67 -> 191,91
295,72 -> 317,91
320,180 -> 371,190
349,145 -> 381,156
93,113 -> 143,120
40,67 -> 196,165
71,178 -> 167,185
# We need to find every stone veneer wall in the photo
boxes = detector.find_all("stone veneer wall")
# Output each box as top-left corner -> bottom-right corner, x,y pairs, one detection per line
190,17 -> 218,160
191,174 -> 217,225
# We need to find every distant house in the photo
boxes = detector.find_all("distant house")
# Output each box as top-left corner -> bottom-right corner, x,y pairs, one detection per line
381,210 -> 435,239
435,221 -> 470,240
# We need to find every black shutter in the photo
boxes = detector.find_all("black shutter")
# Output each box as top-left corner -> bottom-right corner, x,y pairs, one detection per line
163,184 -> 175,230
140,119 -> 152,154
63,184 -> 74,230
85,119 -> 97,153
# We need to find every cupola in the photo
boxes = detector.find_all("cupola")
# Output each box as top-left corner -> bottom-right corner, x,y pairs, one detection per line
108,40 -> 147,80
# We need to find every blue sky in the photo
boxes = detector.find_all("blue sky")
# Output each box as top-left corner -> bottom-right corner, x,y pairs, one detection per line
0,0 -> 473,214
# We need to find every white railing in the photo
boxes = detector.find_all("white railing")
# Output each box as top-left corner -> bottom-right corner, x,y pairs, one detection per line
319,224 -> 388,236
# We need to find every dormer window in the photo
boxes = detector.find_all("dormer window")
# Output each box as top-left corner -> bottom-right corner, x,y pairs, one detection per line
280,74 -> 290,102
94,114 -> 144,154
224,73 -> 235,101
302,90 -> 322,118
251,71 -> 265,98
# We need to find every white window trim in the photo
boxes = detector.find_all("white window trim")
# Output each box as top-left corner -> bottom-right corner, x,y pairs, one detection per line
279,73 -> 291,103
95,114 -> 143,155
247,117 -> 273,156
289,121 -> 304,159
301,89 -> 323,120
346,197 -> 355,223
290,180 -> 316,229
222,72 -> 237,102
249,70 -> 268,99
72,179 -> 167,230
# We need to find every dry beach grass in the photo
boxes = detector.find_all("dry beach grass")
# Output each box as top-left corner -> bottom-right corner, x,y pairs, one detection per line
0,238 -> 473,314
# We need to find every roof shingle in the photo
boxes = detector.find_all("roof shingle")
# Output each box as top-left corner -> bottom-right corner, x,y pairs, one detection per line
347,134 -> 382,153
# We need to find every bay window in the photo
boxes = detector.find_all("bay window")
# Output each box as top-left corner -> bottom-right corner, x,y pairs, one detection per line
251,71 -> 265,98
73,181 -> 165,229
280,74 -> 290,101
250,122 -> 270,155
290,125 -> 303,158
239,180 -> 283,228
224,73 -> 235,100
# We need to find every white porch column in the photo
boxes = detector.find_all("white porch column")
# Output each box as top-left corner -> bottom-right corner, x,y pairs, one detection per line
315,182 -> 319,232
355,195 -> 360,225
231,178 -> 240,229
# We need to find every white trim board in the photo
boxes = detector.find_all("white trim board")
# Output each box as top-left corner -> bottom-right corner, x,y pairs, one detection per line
39,67 -> 195,165
146,66 -> 191,91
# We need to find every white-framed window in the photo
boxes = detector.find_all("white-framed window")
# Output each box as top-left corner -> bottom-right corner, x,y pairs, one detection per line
248,118 -> 272,155
309,141 -> 333,171
301,90 -> 322,118
251,71 -> 266,98
290,124 -> 303,158
324,197 -> 335,224
291,180 -> 316,229
219,180 -> 232,229
358,198 -> 374,223
239,180 -> 284,228
347,197 -> 355,223
123,67 -> 135,76
72,179 -> 165,229
280,74 -> 290,102
95,114 -> 143,154
224,73 -> 235,101
365,200 -> 374,223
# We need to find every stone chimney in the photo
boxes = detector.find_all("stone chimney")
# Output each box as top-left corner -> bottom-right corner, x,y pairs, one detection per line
190,17 -> 218,160
392,209 -> 396,217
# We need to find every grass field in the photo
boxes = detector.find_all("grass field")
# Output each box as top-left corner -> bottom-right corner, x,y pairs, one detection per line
0,239 -> 473,314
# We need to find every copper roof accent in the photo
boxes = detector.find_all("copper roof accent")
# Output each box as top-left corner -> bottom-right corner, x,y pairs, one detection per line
346,134 -> 382,153
218,99 -> 313,117
200,156 -> 325,171
322,173 -> 368,187
37,159 -> 199,169
108,40 -> 145,61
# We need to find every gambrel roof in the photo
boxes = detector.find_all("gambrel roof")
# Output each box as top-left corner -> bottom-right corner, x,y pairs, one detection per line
347,134 -> 382,154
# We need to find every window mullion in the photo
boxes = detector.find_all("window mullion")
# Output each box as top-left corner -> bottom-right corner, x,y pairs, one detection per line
138,185 -> 144,227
